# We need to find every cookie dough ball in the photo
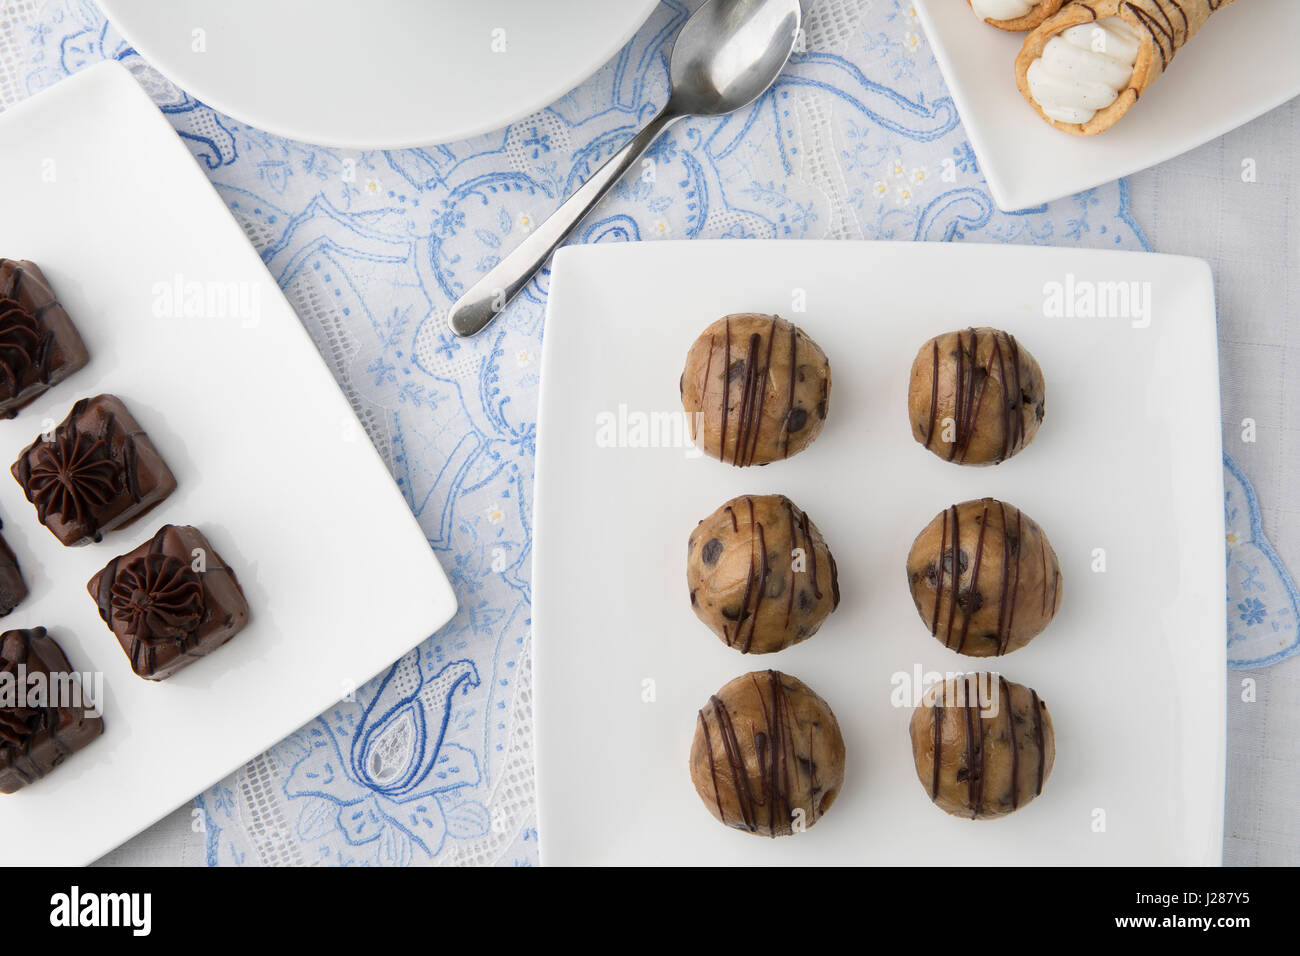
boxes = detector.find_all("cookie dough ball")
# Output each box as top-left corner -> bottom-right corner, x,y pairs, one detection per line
691,670 -> 846,837
687,494 -> 839,654
681,313 -> 830,466
908,327 -> 1045,465
909,673 -> 1055,819
906,498 -> 1061,656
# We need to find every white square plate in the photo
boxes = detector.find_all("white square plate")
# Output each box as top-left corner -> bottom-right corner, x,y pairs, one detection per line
0,62 -> 456,865
534,239 -> 1225,865
914,0 -> 1300,210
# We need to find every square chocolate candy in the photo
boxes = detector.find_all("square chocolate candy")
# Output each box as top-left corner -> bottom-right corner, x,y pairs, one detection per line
0,520 -> 26,616
11,394 -> 176,546
87,524 -> 249,681
0,259 -> 89,418
0,627 -> 104,794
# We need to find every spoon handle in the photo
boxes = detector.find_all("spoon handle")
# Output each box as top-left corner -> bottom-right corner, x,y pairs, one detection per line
448,106 -> 682,337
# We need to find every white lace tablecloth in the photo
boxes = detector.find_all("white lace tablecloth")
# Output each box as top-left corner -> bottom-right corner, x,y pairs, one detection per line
0,0 -> 1292,866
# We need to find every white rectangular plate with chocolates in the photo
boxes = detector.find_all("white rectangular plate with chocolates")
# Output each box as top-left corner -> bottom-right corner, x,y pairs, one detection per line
0,62 -> 456,864
533,239 -> 1224,865
913,0 -> 1300,210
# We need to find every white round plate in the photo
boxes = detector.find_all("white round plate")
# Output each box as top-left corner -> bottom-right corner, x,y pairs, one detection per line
96,0 -> 660,148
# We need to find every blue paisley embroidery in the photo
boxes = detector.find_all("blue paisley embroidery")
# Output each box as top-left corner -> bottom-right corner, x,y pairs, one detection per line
278,657 -> 483,864
1224,453 -> 1300,668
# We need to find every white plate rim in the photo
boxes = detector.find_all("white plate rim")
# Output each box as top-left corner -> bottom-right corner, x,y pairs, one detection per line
94,0 -> 661,149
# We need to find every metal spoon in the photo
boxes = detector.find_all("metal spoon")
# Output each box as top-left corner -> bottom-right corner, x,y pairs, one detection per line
447,0 -> 802,337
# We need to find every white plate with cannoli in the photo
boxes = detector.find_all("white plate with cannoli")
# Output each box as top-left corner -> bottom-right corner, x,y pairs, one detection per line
914,0 -> 1300,210
533,239 -> 1225,865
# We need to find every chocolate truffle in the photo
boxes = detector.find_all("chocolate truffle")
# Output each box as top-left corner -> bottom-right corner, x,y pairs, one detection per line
906,498 -> 1062,656
681,314 -> 831,466
0,519 -> 26,616
687,494 -> 839,654
12,394 -> 176,546
690,670 -> 845,837
908,327 -> 1045,465
0,627 -> 104,794
0,259 -> 89,419
909,673 -> 1055,819
87,524 -> 249,681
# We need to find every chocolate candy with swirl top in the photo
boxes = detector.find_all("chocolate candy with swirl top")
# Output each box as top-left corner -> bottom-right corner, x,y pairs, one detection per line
0,259 -> 89,418
87,524 -> 249,681
0,627 -> 104,794
11,394 -> 176,546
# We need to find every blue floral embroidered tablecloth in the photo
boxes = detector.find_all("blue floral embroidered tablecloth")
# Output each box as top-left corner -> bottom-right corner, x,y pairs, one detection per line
4,0 -> 1294,865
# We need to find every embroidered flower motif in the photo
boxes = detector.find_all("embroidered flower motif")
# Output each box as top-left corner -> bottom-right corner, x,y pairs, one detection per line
1237,598 -> 1267,627
1224,456 -> 1300,666
283,658 -> 484,863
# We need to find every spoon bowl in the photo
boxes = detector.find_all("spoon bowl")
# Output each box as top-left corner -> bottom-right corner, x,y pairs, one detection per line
448,0 -> 802,338
668,0 -> 801,116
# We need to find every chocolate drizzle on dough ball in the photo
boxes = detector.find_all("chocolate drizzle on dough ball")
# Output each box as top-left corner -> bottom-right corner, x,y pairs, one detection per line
681,314 -> 831,466
906,498 -> 1061,656
690,670 -> 846,837
908,327 -> 1045,465
909,673 -> 1054,820
687,494 -> 839,654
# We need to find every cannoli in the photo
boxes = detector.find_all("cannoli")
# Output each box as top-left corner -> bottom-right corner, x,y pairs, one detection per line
969,0 -> 1067,32
1015,0 -> 1236,135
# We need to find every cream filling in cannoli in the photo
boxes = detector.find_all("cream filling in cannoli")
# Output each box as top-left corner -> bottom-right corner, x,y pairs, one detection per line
971,0 -> 1038,22
1025,17 -> 1141,125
